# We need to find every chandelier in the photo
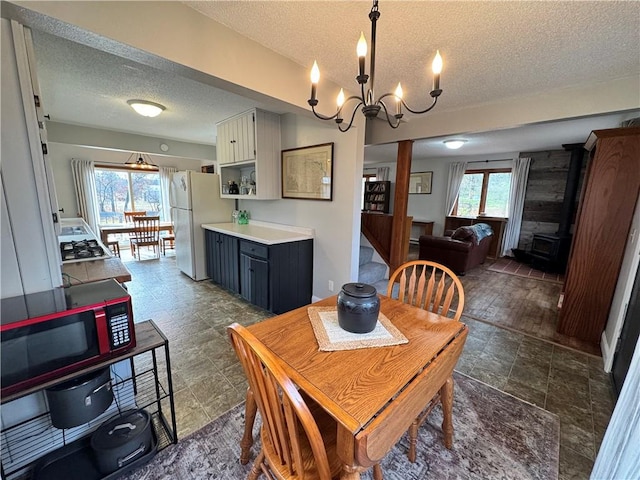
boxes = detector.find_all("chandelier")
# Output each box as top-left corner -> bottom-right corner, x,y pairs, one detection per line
308,0 -> 443,132
125,152 -> 157,170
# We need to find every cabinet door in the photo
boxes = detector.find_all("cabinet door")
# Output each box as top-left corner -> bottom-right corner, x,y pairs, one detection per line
217,122 -> 233,165
220,233 -> 240,293
205,230 -> 216,281
235,112 -> 256,163
208,232 -> 239,292
240,253 -> 269,310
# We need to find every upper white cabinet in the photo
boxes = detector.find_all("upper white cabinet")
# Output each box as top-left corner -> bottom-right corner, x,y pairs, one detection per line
216,108 -> 281,200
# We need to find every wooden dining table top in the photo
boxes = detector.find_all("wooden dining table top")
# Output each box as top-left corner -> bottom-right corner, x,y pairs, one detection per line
98,222 -> 173,243
246,294 -> 468,478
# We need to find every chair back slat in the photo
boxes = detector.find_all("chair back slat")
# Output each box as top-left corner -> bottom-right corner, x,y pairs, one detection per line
387,260 -> 465,322
228,323 -> 333,480
132,216 -> 160,243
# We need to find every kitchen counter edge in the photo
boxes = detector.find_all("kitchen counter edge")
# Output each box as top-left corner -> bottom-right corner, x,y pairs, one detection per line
202,221 -> 314,245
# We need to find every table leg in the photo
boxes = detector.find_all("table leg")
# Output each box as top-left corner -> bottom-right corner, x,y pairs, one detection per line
241,387 -> 257,465
440,376 -> 454,449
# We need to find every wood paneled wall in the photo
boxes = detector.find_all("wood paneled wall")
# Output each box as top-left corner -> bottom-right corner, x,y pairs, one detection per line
518,150 -> 585,249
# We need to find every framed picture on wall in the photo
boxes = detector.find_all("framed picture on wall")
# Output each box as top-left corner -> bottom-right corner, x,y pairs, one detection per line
281,143 -> 334,201
409,171 -> 433,194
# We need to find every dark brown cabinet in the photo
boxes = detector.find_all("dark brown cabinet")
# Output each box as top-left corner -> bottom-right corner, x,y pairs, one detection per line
558,127 -> 640,344
363,181 -> 391,213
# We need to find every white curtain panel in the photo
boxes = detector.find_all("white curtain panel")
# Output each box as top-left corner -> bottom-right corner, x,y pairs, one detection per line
70,158 -> 100,235
445,162 -> 468,216
159,166 -> 177,223
501,157 -> 531,256
376,167 -> 390,181
591,335 -> 640,479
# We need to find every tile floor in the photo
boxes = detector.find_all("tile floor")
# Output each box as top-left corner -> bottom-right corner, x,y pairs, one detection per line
120,247 -> 614,480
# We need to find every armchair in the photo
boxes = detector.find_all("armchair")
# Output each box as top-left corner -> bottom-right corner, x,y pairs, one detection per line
418,223 -> 493,274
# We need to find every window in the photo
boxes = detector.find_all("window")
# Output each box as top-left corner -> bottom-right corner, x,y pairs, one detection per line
454,168 -> 511,217
95,167 -> 161,224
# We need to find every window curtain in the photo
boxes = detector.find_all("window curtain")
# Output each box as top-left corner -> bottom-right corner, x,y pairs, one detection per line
70,158 -> 100,235
445,162 -> 468,216
501,157 -> 531,256
159,166 -> 177,223
591,335 -> 640,479
376,167 -> 390,181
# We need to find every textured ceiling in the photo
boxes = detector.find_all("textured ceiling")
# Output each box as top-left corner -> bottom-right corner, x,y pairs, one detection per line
29,1 -> 640,160
185,1 -> 640,115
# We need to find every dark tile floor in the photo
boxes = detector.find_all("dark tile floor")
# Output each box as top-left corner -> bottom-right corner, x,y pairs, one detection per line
120,247 -> 614,480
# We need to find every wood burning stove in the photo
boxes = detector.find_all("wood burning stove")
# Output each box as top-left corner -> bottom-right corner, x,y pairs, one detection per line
530,233 -> 571,273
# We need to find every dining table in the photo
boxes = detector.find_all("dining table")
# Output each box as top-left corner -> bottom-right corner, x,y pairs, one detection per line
98,221 -> 173,245
241,294 -> 468,479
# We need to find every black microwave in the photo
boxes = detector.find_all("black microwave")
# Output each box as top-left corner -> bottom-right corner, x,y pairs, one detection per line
1,279 -> 135,398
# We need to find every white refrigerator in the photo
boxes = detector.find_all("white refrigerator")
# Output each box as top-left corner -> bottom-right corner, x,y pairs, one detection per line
170,171 -> 234,280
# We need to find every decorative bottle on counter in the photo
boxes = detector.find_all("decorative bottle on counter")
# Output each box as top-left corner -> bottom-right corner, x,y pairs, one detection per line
238,211 -> 249,225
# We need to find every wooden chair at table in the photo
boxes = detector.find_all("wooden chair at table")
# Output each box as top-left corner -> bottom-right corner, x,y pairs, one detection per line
160,224 -> 175,256
387,260 -> 465,463
227,323 -> 384,480
130,215 -> 160,260
124,211 -> 146,254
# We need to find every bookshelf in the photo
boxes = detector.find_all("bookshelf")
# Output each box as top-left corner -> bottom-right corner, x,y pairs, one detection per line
363,181 -> 391,213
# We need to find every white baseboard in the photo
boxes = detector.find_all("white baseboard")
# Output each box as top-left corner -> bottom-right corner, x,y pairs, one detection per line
601,330 -> 614,373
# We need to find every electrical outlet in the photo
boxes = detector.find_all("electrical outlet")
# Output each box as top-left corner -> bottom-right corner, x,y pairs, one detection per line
328,280 -> 334,292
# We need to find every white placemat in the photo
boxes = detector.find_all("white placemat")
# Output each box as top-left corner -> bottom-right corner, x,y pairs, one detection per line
308,306 -> 408,351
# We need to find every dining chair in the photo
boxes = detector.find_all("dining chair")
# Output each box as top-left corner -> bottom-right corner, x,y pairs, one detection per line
124,210 -> 146,253
227,323 -> 383,480
160,224 -> 175,256
386,260 -> 465,463
130,216 -> 160,260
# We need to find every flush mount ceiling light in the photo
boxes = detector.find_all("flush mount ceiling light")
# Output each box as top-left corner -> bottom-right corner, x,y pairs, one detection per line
444,139 -> 467,150
125,152 -> 157,170
127,100 -> 166,118
307,0 -> 443,132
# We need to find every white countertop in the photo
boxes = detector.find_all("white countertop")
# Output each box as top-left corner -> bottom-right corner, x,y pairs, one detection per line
202,221 -> 314,245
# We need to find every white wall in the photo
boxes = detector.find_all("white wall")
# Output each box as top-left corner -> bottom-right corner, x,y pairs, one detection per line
240,113 -> 365,301
48,142 -> 205,218
365,151 -> 517,237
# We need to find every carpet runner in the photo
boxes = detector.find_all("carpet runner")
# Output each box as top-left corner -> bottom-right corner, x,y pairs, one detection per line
123,372 -> 560,479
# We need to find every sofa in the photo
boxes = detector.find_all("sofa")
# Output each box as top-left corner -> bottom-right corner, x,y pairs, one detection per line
418,223 -> 494,274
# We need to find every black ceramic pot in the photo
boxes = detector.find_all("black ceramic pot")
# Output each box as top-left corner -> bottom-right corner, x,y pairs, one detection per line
337,283 -> 380,334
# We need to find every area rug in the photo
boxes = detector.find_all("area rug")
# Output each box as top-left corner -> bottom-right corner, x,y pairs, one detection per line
123,372 -> 559,480
488,258 -> 564,284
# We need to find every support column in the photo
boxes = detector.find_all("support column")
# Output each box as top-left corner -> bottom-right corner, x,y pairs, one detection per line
389,140 -> 413,273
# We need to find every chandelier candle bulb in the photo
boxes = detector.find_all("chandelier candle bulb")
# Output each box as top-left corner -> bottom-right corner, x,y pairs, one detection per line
310,61 -> 320,102
336,88 -> 345,121
395,83 -> 403,116
357,32 -> 367,78
432,50 -> 443,91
